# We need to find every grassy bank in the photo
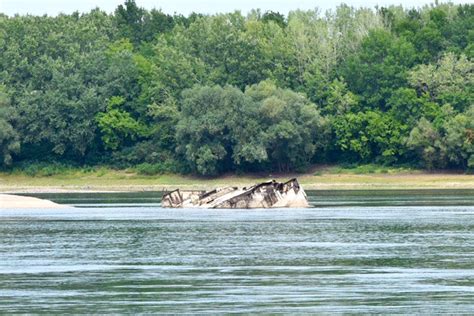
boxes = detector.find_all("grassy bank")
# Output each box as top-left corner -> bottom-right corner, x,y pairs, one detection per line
0,164 -> 472,193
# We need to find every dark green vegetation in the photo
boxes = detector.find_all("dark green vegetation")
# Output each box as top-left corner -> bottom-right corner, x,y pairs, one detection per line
0,1 -> 473,175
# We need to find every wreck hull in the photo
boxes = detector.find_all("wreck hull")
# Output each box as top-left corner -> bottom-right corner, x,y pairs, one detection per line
162,178 -> 309,209
215,188 -> 308,208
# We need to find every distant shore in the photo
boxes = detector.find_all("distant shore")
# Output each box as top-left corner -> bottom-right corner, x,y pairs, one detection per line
1,166 -> 472,193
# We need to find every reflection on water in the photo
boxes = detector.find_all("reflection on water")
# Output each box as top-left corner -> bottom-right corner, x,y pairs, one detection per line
1,190 -> 474,313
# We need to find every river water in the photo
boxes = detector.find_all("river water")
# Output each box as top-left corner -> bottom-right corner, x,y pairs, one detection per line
1,190 -> 474,313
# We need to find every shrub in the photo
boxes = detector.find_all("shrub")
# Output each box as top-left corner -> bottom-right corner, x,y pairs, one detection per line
19,162 -> 75,177
135,160 -> 183,175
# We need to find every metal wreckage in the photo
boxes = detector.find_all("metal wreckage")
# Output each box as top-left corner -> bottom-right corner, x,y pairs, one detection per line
162,178 -> 309,208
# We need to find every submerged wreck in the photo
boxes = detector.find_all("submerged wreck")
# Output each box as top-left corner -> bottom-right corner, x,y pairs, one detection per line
162,178 -> 309,208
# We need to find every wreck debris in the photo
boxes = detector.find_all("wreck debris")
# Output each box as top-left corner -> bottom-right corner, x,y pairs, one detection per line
161,178 -> 309,208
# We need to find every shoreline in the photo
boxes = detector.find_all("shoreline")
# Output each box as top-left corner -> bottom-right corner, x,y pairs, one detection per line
1,167 -> 473,194
1,173 -> 473,194
4,187 -> 474,194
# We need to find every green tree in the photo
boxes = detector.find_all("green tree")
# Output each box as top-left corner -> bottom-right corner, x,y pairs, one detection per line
170,12 -> 295,90
287,6 -> 384,104
139,37 -> 207,106
114,0 -> 146,45
343,29 -> 416,109
412,11 -> 446,63
1,2 -> 472,172
176,85 -> 260,175
246,80 -> 328,171
1,10 -> 114,163
408,53 -> 473,112
115,0 -> 176,45
406,104 -> 473,169
333,110 -> 405,163
443,107 -> 474,168
262,11 -> 287,28
323,78 -> 359,116
406,117 -> 447,169
0,88 -> 20,166
386,88 -> 425,126
96,96 -> 148,151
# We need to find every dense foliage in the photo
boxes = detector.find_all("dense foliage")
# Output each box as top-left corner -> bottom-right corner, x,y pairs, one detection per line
0,1 -> 473,174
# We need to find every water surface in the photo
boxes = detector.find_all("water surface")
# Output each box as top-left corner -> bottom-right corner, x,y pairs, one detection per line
1,190 -> 474,313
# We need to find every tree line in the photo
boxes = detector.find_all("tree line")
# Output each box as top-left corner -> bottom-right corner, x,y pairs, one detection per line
0,1 -> 472,175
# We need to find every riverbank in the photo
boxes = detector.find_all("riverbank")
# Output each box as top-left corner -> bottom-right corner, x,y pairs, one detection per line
0,166 -> 472,193
0,194 -> 67,208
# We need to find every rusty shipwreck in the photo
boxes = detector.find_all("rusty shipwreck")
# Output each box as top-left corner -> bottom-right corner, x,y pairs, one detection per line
161,178 -> 309,208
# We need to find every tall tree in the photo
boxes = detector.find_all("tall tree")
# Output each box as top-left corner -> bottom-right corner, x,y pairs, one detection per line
0,87 -> 20,166
245,80 -> 329,171
409,53 -> 473,112
343,29 -> 416,109
176,85 -> 260,175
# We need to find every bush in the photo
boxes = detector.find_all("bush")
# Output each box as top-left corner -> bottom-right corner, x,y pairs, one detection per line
352,164 -> 378,174
135,160 -> 184,175
17,162 -> 76,177
327,163 -> 415,175
136,163 -> 165,175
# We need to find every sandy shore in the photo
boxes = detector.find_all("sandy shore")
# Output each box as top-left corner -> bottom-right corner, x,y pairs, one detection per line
0,194 -> 68,208
0,169 -> 473,194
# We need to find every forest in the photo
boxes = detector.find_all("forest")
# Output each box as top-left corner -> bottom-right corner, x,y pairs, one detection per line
0,1 -> 473,175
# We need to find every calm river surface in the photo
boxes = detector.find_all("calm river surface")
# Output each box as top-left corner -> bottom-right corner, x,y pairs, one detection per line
1,190 -> 474,313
